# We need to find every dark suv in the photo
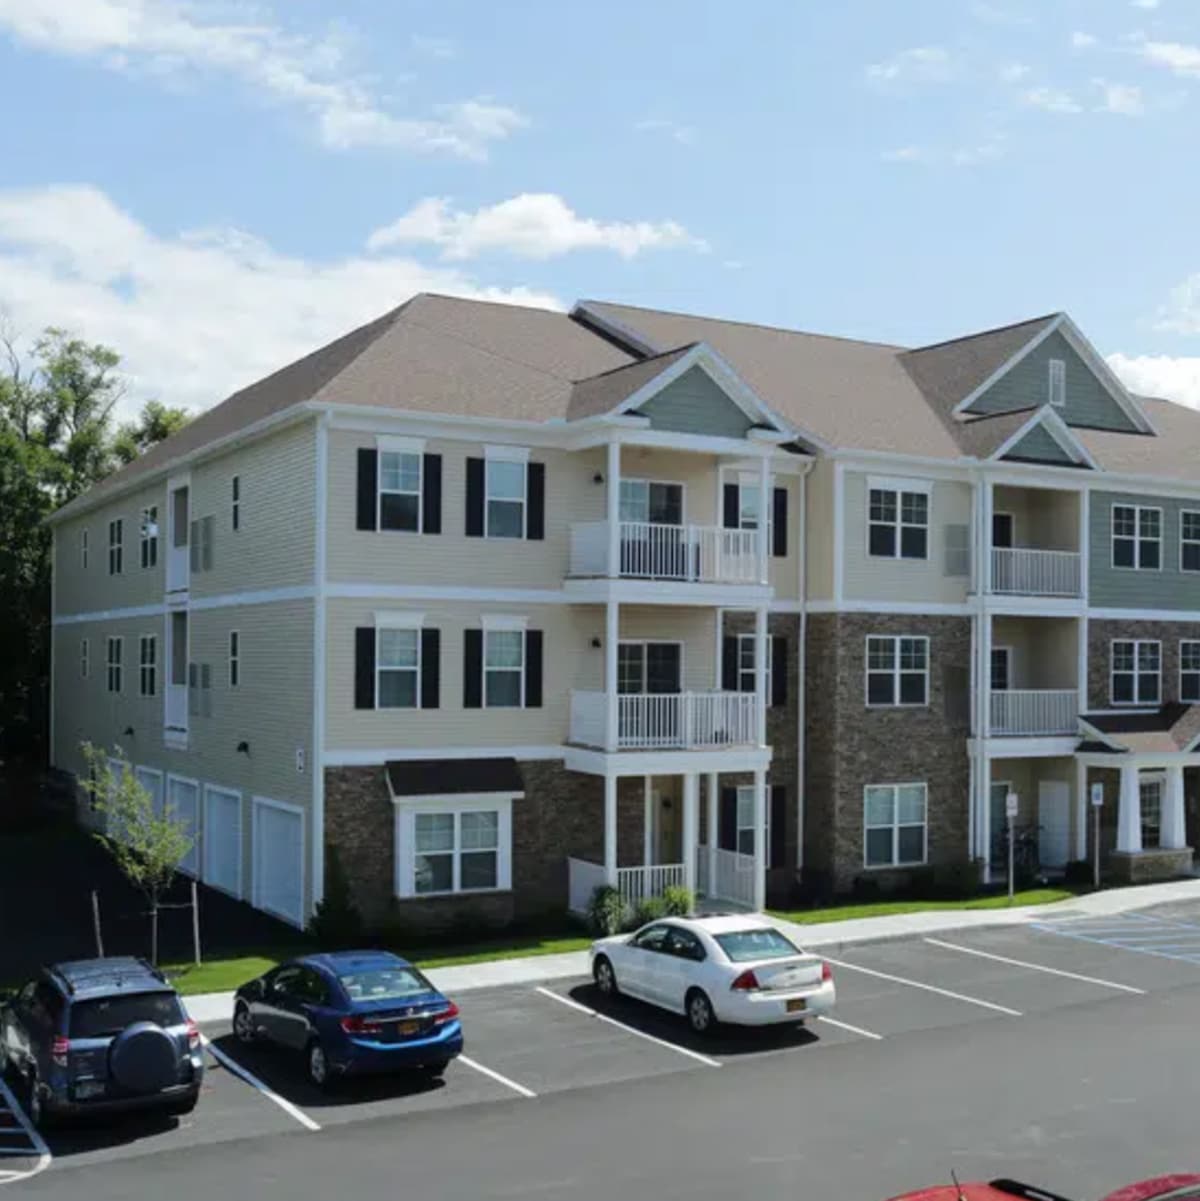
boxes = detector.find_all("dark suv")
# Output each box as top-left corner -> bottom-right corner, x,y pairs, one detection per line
0,958 -> 203,1126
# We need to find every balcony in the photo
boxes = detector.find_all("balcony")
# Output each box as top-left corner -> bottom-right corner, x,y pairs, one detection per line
990,689 -> 1078,736
569,521 -> 762,585
990,548 -> 1081,598
569,690 -> 759,751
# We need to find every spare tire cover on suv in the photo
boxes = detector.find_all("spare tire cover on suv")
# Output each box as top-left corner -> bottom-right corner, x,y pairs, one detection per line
109,1022 -> 178,1093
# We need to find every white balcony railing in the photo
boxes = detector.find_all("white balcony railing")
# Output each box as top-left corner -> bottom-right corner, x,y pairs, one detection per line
165,683 -> 188,731
570,690 -> 760,751
990,547 -> 1081,597
990,689 -> 1078,736
569,521 -> 762,584
697,845 -> 758,908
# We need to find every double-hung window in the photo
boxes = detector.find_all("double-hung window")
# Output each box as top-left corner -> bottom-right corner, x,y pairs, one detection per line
140,507 -> 158,569
735,785 -> 771,857
408,805 -> 508,896
619,479 -> 683,526
866,635 -> 929,706
106,636 -> 123,693
377,628 -> 419,708
864,783 -> 927,868
868,482 -> 929,560
1181,641 -> 1200,703
108,519 -> 123,575
1112,504 -> 1161,570
378,451 -> 421,532
485,459 -> 526,538
139,635 -> 157,697
1182,512 -> 1200,573
736,634 -> 774,706
484,630 -> 524,707
1111,639 -> 1160,705
1048,358 -> 1066,408
1140,775 -> 1164,849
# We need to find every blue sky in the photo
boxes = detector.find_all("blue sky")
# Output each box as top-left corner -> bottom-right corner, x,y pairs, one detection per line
2,0 -> 1199,413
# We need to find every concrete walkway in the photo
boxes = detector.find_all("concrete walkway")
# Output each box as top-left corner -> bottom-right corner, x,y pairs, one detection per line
183,876 -> 1200,1025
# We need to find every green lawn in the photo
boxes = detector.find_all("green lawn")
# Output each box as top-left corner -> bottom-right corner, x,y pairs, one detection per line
769,887 -> 1076,926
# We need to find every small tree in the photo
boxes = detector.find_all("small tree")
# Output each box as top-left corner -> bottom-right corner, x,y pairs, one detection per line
80,743 -> 194,964
308,845 -> 364,946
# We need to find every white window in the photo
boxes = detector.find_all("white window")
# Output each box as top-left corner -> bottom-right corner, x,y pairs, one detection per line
80,528 -> 88,570
108,518 -> 123,575
377,627 -> 419,708
736,634 -> 774,706
139,635 -> 156,697
1111,639 -> 1160,705
231,475 -> 240,532
1112,504 -> 1161,570
485,459 -> 526,539
735,785 -> 771,858
229,630 -> 240,688
379,451 -> 421,532
1048,358 -> 1066,408
1181,641 -> 1200,703
80,637 -> 89,679
619,479 -> 683,526
1182,511 -> 1200,573
106,636 -> 122,693
140,506 -> 158,569
866,635 -> 929,707
1141,774 -> 1164,849
396,799 -> 513,897
484,629 -> 524,707
868,484 -> 929,560
864,783 -> 927,868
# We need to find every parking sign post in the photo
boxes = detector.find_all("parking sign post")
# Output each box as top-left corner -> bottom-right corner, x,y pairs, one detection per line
1091,782 -> 1105,890
1006,791 -> 1018,902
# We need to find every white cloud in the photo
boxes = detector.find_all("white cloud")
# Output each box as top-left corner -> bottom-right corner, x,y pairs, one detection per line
0,0 -> 524,159
1139,39 -> 1200,76
0,184 -> 559,416
635,118 -> 698,146
1108,353 -> 1200,409
365,194 -> 708,261
1095,79 -> 1145,114
410,34 -> 455,59
1151,272 -> 1200,334
1021,85 -> 1083,113
998,62 -> 1030,82
865,46 -> 957,85
1071,31 -> 1097,49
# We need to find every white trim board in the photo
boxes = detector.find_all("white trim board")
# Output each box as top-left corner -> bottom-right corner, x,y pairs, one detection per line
324,745 -> 565,767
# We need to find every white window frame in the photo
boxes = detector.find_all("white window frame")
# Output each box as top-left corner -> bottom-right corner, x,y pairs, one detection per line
138,634 -> 157,697
106,636 -> 123,693
736,633 -> 773,707
393,794 -> 514,899
1140,772 -> 1165,850
1181,640 -> 1200,704
734,784 -> 770,858
863,782 -> 928,869
1048,358 -> 1066,408
228,630 -> 240,689
231,474 -> 240,532
80,637 -> 89,680
80,528 -> 88,570
377,439 -> 424,534
1181,510 -> 1200,574
251,796 -> 306,927
375,625 -> 421,710
1111,503 -> 1162,572
619,477 -> 686,526
202,784 -> 243,900
483,625 -> 526,708
866,476 -> 931,562
1110,638 -> 1161,706
729,470 -> 775,541
140,506 -> 158,570
618,640 -> 685,695
108,518 -> 123,575
484,454 -> 528,540
865,635 -> 929,708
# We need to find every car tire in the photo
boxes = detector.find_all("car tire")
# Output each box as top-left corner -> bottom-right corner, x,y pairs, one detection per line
685,989 -> 716,1036
593,955 -> 618,997
232,1002 -> 255,1045
306,1040 -> 333,1091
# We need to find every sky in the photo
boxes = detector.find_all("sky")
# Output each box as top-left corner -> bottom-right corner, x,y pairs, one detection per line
2,0 -> 1200,418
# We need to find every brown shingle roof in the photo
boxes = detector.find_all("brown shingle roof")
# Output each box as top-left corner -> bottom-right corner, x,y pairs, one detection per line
566,344 -> 696,421
1081,704 -> 1200,754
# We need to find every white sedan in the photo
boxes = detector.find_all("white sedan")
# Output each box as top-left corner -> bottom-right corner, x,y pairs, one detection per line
590,914 -> 835,1035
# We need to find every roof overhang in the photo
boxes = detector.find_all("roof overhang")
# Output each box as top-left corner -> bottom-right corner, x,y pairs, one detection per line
385,757 -> 525,802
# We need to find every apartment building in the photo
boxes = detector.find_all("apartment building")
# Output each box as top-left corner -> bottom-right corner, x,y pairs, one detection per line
48,294 -> 1200,931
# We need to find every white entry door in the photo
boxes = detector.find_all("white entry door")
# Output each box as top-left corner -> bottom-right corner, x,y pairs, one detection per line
203,786 -> 242,898
252,799 -> 304,927
168,777 -> 201,876
1038,780 -> 1071,868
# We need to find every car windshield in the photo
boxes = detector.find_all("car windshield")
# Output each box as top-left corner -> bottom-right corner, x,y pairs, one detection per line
69,991 -> 184,1038
713,928 -> 801,963
337,966 -> 433,1002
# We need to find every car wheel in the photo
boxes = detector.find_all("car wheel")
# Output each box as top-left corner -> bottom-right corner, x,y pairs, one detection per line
306,1040 -> 333,1091
232,1002 -> 255,1045
686,989 -> 716,1036
593,955 -> 618,997
420,1061 -> 448,1079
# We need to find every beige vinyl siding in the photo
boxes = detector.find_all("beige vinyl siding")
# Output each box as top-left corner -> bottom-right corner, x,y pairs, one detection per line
54,480 -> 166,616
325,599 -> 716,750
804,459 -> 835,602
768,474 -> 799,601
991,616 -> 1079,690
189,419 -> 316,597
842,471 -> 972,605
992,486 -> 1080,551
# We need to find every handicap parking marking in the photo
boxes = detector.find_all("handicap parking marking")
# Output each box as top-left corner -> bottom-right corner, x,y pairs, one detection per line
822,955 -> 1023,1016
922,938 -> 1147,995
1029,911 -> 1200,968
200,1034 -> 321,1132
0,1079 -> 51,1186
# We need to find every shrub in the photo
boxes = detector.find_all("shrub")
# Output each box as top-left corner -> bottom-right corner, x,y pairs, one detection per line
850,874 -> 882,902
661,885 -> 693,917
587,885 -> 627,936
931,860 -> 984,900
632,896 -> 668,928
1063,859 -> 1092,887
308,846 -> 364,946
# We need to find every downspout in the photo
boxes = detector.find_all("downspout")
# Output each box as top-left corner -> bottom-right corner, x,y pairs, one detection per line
796,458 -> 814,876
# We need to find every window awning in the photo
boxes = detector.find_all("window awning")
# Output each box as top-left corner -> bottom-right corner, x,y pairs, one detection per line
385,757 -> 525,800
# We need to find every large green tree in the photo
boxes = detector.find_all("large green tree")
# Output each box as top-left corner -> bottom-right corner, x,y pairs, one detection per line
0,326 -> 190,759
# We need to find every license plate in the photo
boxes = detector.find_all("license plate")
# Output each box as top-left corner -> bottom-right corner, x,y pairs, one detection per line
785,998 -> 807,1014
398,1020 -> 420,1036
75,1080 -> 105,1099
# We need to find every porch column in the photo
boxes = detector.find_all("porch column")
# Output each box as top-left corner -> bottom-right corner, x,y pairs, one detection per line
604,773 -> 618,885
1161,764 -> 1187,850
605,600 -> 619,752
1074,758 -> 1088,862
643,776 -> 653,866
978,754 -> 992,880
755,604 -> 769,746
981,480 -> 994,595
706,772 -> 718,892
606,437 -> 621,578
980,613 -> 993,738
1116,763 -> 1142,854
752,768 -> 767,911
682,773 -> 698,899
757,453 -> 771,584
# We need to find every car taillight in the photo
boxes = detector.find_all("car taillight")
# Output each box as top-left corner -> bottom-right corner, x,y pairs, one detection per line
51,1035 -> 70,1067
186,1019 -> 201,1051
340,1015 -> 383,1035
821,962 -> 833,983
730,970 -> 760,992
433,1001 -> 459,1025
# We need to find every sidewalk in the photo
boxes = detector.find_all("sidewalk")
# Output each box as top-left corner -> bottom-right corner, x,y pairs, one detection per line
183,876 -> 1200,1025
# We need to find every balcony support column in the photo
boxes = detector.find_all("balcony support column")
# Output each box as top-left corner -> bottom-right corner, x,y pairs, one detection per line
752,768 -> 767,911
1116,763 -> 1142,854
643,776 -> 654,866
757,452 -> 770,585
706,772 -> 718,894
606,438 -> 621,578
682,773 -> 698,899
982,480 -> 994,595
1162,764 -> 1187,850
604,772 -> 618,886
605,600 -> 619,752
755,604 -> 769,747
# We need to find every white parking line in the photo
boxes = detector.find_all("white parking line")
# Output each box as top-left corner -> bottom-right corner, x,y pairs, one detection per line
0,1079 -> 51,1185
822,956 -> 1023,1016
200,1035 -> 321,1132
816,1015 -> 884,1041
534,986 -> 723,1068
457,1055 -> 537,1099
922,938 -> 1147,994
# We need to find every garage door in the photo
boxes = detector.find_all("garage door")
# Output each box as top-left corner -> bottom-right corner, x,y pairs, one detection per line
168,777 -> 200,876
203,786 -> 242,898
135,767 -> 164,818
253,800 -> 304,927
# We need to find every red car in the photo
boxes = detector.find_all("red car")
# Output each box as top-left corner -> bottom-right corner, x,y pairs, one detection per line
888,1174 -> 1200,1201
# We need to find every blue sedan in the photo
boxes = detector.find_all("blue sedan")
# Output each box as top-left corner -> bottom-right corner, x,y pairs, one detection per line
232,950 -> 463,1089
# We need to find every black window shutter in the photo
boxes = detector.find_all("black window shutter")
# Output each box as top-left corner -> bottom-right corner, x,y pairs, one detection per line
719,788 -> 738,852
526,463 -> 545,541
772,487 -> 788,557
354,628 -> 376,710
463,629 -> 483,708
772,636 -> 788,707
722,483 -> 739,529
722,636 -> 738,691
465,458 -> 485,537
525,629 -> 543,707
420,628 -> 440,709
356,449 -> 378,532
422,454 -> 442,535
770,786 -> 787,869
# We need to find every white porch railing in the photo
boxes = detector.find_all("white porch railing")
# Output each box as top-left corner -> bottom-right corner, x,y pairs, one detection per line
165,683 -> 188,731
697,845 -> 758,909
990,689 -> 1078,736
617,863 -> 685,909
567,857 -> 608,914
569,690 -> 760,750
990,547 -> 1081,597
569,521 -> 761,584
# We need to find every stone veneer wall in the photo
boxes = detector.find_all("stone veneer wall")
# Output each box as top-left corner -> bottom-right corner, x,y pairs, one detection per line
1087,619 -> 1200,711
804,612 -> 972,893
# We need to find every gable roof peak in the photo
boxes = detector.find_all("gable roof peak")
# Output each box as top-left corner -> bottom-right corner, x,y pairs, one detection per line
904,312 -> 1062,357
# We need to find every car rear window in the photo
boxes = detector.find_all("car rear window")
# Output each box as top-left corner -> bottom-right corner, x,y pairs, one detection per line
337,966 -> 433,1002
713,928 -> 801,963
69,991 -> 185,1038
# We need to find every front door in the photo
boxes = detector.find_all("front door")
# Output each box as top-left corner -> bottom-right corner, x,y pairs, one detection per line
1038,780 -> 1071,868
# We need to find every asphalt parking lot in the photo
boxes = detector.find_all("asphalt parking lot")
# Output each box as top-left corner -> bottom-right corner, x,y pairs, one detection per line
10,901 -> 1200,1192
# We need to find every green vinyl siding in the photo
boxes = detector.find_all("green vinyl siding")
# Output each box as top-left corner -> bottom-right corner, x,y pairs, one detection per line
1090,490 -> 1200,609
968,331 -> 1138,433
1003,423 -> 1076,465
637,366 -> 755,438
